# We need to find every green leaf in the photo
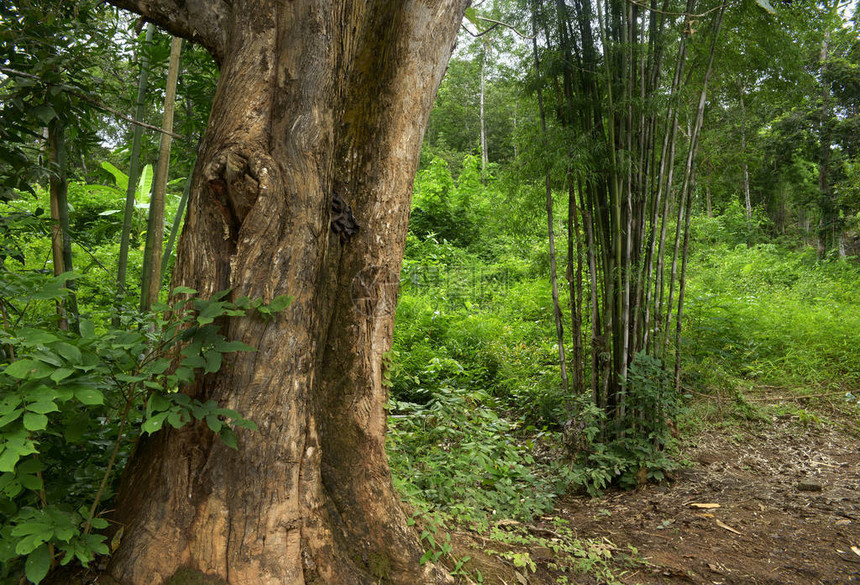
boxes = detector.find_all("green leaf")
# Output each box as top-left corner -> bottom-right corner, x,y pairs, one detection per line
266,294 -> 293,313
17,458 -> 44,474
144,357 -> 172,375
54,342 -> 82,364
214,340 -> 255,353
26,401 -> 59,415
0,448 -> 20,473
74,387 -> 104,406
205,414 -> 222,433
464,7 -> 479,26
231,418 -> 257,431
0,408 -> 23,428
100,161 -> 129,191
219,427 -> 238,449
5,360 -> 41,379
25,543 -> 52,584
16,328 -> 59,346
50,368 -> 74,383
174,367 -> 194,383
148,393 -> 170,413
0,395 -> 21,414
32,350 -> 62,367
754,0 -> 776,13
137,164 -> 153,204
23,412 -> 48,431
171,286 -> 197,296
167,410 -> 187,428
196,301 -> 226,325
79,320 -> 95,340
31,104 -> 57,126
203,350 -> 222,374
84,533 -> 109,556
19,473 -> 42,491
142,411 -> 168,434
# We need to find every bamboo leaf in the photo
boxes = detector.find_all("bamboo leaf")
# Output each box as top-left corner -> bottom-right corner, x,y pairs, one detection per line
754,0 -> 776,14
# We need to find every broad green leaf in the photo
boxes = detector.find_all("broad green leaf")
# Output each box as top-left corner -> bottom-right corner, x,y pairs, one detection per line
26,401 -> 58,415
0,408 -> 22,428
167,410 -> 187,428
81,184 -> 123,197
148,393 -> 170,413
197,301 -> 227,325
16,328 -> 59,346
5,360 -> 41,379
84,533 -> 109,556
144,357 -> 172,375
32,350 -> 62,367
231,418 -> 257,431
79,320 -> 95,340
174,367 -> 194,383
74,387 -> 104,406
31,105 -> 57,126
100,161 -> 129,191
267,294 -> 293,313
216,340 -> 255,353
205,414 -> 222,433
171,286 -> 197,295
219,427 -> 238,449
203,350 -> 222,374
142,411 -> 169,434
50,368 -> 74,383
17,458 -> 44,474
25,543 -> 52,584
23,412 -> 48,431
19,473 -> 42,491
0,396 -> 21,415
54,342 -> 82,364
0,448 -> 20,473
137,164 -> 153,204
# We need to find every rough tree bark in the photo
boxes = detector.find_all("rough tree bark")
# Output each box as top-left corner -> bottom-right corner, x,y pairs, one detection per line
102,1 -> 467,584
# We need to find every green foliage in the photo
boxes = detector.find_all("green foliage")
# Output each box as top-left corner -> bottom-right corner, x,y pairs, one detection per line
388,385 -> 556,529
564,354 -> 684,496
683,228 -> 860,389
483,517 -> 638,585
0,275 -> 282,584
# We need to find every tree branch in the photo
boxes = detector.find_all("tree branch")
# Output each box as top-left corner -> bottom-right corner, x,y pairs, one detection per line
0,67 -> 184,139
106,0 -> 228,65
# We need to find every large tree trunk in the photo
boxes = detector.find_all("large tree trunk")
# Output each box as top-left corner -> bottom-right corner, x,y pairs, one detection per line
104,2 -> 466,584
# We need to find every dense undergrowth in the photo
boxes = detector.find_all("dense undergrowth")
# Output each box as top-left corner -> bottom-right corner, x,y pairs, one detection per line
385,162 -> 860,544
0,155 -> 858,584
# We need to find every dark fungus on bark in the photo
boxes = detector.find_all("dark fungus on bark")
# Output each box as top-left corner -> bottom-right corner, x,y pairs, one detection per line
330,186 -> 359,244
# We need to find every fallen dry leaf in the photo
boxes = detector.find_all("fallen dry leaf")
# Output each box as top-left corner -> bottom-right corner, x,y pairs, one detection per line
716,519 -> 742,535
689,503 -> 721,509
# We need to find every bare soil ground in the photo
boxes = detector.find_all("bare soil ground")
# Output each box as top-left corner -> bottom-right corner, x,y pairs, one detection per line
451,408 -> 860,585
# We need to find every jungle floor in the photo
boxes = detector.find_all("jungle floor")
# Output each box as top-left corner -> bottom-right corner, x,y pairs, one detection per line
448,394 -> 860,585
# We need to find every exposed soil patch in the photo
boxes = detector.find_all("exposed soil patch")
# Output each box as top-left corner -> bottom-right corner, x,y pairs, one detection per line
452,413 -> 860,585
560,417 -> 860,584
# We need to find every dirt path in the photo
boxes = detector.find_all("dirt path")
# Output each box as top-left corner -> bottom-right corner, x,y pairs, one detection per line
452,414 -> 860,585
558,417 -> 860,584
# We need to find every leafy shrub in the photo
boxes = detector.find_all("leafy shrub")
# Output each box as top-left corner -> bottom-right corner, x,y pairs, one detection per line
0,275 -> 282,584
388,385 -> 556,530
565,353 -> 683,496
